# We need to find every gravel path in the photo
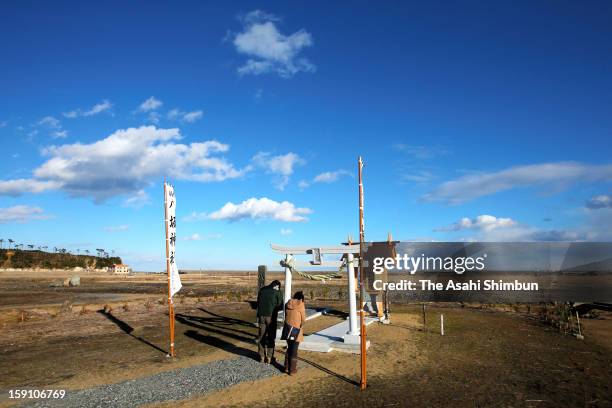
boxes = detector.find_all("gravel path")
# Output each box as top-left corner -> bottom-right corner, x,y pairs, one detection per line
22,357 -> 282,408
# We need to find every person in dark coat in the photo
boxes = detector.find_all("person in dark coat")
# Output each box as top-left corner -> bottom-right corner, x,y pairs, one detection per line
256,280 -> 283,363
283,291 -> 305,375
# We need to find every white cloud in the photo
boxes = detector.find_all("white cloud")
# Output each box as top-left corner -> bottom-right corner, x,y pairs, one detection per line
435,214 -> 594,242
168,108 -> 203,123
52,130 -> 68,139
280,228 -> 293,235
0,126 -> 248,201
313,170 -> 351,183
181,232 -> 223,241
435,215 -> 517,232
147,111 -> 161,124
122,190 -> 150,208
424,162 -> 612,204
208,197 -> 312,222
0,205 -> 51,224
298,169 -> 352,189
104,224 -> 129,232
37,116 -> 67,138
241,10 -> 281,25
252,151 -> 304,190
0,179 -> 61,195
586,194 -> 612,209
233,10 -> 315,78
85,100 -> 113,116
402,170 -> 436,184
63,100 -> 113,118
38,116 -> 61,129
183,110 -> 203,123
167,109 -> 181,120
138,96 -> 163,112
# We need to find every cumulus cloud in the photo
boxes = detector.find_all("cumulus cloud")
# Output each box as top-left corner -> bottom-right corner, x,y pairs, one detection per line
435,215 -> 517,232
0,205 -> 51,223
435,214 -> 593,242
424,162 -> 612,204
207,197 -> 312,222
586,194 -> 612,209
0,126 -> 248,201
138,97 -> 163,112
168,108 -> 203,123
63,100 -> 113,118
233,10 -> 315,78
252,152 -> 304,190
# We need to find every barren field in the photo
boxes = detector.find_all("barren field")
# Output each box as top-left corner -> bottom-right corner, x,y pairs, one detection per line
0,270 -> 611,407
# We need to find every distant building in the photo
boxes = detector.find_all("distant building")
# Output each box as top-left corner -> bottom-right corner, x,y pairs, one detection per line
112,264 -> 131,274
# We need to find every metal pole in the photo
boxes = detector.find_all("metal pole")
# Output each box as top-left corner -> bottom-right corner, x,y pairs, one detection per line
358,156 -> 367,390
347,252 -> 358,335
284,254 -> 292,308
164,179 -> 175,357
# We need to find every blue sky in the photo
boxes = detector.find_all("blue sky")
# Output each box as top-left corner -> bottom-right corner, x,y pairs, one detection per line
1,1 -> 611,270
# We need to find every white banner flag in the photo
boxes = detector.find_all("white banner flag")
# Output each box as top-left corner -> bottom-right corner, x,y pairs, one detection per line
165,183 -> 182,298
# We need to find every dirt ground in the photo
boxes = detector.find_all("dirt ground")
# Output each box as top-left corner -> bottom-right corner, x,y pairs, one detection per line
1,270 -> 611,408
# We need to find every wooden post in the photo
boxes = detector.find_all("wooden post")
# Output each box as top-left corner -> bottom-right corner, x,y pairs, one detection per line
440,314 -> 444,336
422,303 -> 426,331
358,156 -> 367,390
257,265 -> 267,291
164,179 -> 176,357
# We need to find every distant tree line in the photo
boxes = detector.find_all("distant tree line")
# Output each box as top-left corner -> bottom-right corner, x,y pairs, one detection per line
0,244 -> 122,269
0,238 -> 115,259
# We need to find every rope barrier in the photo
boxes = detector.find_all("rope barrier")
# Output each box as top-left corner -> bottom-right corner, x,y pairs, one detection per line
280,257 -> 345,281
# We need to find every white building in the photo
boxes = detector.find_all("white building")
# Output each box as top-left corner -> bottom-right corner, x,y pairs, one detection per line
112,264 -> 131,274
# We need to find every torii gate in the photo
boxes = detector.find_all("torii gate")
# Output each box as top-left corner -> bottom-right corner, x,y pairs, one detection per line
271,243 -> 361,340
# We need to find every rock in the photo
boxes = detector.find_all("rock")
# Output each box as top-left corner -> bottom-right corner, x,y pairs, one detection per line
63,278 -> 71,287
69,275 -> 80,286
49,280 -> 63,288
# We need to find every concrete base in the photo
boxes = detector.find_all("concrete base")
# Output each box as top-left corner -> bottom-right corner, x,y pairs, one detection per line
276,316 -> 377,353
342,333 -> 361,345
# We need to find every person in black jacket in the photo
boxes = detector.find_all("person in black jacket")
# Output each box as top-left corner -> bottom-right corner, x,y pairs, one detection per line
256,280 -> 283,363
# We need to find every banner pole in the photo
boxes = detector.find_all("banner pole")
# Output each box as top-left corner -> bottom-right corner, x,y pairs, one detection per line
164,178 -> 175,357
358,156 -> 367,390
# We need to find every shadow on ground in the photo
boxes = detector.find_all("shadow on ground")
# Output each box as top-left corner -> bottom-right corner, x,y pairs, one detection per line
98,310 -> 168,355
